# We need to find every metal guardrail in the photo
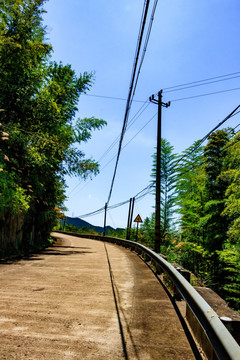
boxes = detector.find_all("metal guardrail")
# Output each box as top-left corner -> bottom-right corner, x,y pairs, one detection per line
53,231 -> 240,360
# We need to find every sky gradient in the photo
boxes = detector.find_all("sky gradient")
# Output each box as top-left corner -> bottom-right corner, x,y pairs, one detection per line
43,0 -> 240,228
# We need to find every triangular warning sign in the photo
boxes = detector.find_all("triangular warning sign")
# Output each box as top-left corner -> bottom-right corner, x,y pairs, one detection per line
134,214 -> 143,223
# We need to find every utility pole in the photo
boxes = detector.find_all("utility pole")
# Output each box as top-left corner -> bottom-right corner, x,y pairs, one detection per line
103,202 -> 107,236
130,197 -> 135,234
126,197 -> 135,240
149,90 -> 170,253
126,198 -> 132,240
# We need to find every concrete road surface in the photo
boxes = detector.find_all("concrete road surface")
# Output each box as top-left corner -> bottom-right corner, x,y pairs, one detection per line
0,232 -> 197,359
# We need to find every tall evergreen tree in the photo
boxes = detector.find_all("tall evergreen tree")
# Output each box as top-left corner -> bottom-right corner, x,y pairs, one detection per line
218,132 -> 240,309
175,141 -> 208,275
151,139 -> 179,244
176,141 -> 205,244
203,130 -> 232,285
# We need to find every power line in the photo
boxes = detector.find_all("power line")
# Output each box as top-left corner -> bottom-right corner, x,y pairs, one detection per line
170,87 -> 240,103
66,100 -> 150,197
177,126 -> 240,179
168,104 -> 240,174
162,71 -> 240,91
100,111 -> 157,172
122,112 -> 157,149
67,0 -> 155,200
76,183 -> 154,219
223,128 -> 240,151
81,71 -> 240,104
131,0 -> 158,100
106,0 -> 151,205
81,86 -> 240,107
74,106 -> 240,220
98,99 -> 150,163
164,75 -> 240,94
68,109 -> 156,198
83,93 -> 146,103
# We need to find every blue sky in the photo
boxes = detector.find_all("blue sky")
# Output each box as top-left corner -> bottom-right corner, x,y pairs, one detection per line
43,0 -> 240,228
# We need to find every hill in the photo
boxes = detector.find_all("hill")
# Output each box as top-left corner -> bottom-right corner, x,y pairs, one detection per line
65,216 -> 114,234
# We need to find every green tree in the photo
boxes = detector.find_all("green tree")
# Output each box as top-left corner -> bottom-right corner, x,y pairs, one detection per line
176,141 -> 205,244
0,0 -> 106,249
175,141 -> 207,277
140,213 -> 155,248
151,139 -> 179,244
218,132 -> 240,310
220,132 -> 240,244
203,130 -> 232,286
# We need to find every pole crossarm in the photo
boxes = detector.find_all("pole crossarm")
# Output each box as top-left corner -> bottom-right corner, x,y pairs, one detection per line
149,90 -> 171,107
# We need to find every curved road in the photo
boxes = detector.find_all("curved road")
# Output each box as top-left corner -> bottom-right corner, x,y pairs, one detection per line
0,232 -> 198,359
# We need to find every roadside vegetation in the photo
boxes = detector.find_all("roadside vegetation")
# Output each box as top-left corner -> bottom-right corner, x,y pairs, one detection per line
0,0 -> 106,254
136,132 -> 240,311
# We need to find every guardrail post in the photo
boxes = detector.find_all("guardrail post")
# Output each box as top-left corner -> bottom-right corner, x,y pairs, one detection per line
180,269 -> 191,283
173,268 -> 191,300
220,317 -> 240,345
155,263 -> 163,275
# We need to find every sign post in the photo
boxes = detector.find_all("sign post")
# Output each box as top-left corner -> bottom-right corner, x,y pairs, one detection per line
134,214 -> 143,242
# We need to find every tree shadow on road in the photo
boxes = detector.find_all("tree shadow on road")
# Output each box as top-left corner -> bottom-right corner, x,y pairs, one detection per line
42,248 -> 94,256
0,246 -> 94,265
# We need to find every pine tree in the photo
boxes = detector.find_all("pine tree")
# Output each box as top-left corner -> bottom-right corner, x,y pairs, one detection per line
203,130 -> 231,286
176,141 -> 205,244
218,132 -> 240,310
151,139 -> 179,246
175,141 -> 207,276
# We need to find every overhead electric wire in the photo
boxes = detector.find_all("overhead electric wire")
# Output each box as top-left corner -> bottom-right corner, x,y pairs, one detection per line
98,99 -> 150,163
176,125 -> 240,179
81,85 -> 240,107
74,106 -> 240,220
84,93 -> 146,103
66,99 -> 150,197
131,0 -> 158,99
164,74 -> 240,94
100,111 -> 157,172
108,210 -> 117,229
132,108 -> 240,200
77,183 -> 154,219
122,112 -> 157,149
77,205 -> 106,219
168,104 -> 240,175
162,71 -> 240,91
222,122 -> 240,150
81,71 -> 240,105
106,0 -> 151,206
170,87 -> 240,103
76,119 -> 240,216
65,97 -> 240,198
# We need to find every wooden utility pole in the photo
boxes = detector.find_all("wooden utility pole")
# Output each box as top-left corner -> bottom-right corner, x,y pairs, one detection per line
126,197 -> 135,240
103,202 -> 107,236
149,90 -> 170,253
126,198 -> 132,240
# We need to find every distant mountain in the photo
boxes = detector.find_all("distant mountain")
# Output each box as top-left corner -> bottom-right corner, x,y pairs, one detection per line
65,216 -> 114,234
